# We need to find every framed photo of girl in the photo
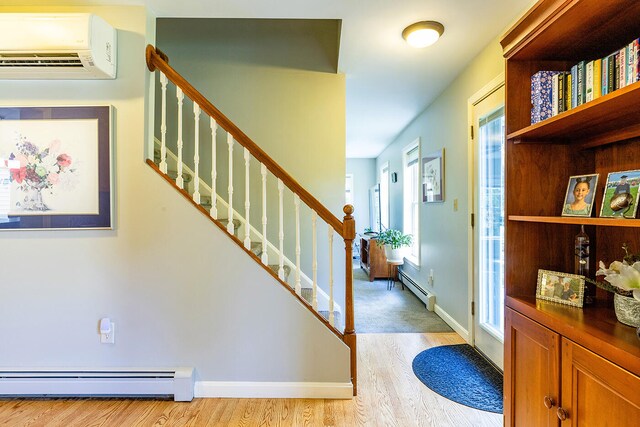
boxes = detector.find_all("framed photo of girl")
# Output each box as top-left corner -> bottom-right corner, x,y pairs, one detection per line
561,174 -> 598,217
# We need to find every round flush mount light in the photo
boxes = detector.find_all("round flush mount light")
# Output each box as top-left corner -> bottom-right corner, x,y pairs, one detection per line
402,21 -> 445,48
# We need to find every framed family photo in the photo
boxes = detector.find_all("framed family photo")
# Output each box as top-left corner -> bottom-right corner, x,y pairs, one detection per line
422,148 -> 444,203
0,106 -> 113,230
536,269 -> 585,308
561,174 -> 598,217
600,169 -> 640,218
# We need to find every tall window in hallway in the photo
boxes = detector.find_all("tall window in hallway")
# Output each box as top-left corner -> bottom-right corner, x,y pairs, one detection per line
403,141 -> 420,265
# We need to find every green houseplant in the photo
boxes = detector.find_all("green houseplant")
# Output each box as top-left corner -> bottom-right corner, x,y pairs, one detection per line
376,228 -> 413,261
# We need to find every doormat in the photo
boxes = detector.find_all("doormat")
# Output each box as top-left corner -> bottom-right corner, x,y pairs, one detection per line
412,344 -> 503,413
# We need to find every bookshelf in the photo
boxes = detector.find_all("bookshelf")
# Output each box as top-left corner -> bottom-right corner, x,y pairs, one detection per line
501,0 -> 640,424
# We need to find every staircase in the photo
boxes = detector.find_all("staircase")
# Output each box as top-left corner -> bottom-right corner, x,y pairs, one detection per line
146,45 -> 356,394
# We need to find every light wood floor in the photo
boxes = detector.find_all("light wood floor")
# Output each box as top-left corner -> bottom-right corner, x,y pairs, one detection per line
0,333 -> 502,426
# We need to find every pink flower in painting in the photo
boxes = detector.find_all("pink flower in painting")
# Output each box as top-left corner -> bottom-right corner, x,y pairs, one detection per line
56,153 -> 72,169
10,167 -> 26,184
48,173 -> 59,185
16,154 -> 28,167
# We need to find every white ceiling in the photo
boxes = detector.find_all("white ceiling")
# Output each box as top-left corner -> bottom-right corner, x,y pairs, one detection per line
9,0 -> 533,157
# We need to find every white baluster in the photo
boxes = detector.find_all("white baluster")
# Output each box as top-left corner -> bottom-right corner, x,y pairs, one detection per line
294,194 -> 301,295
328,226 -> 335,326
261,164 -> 268,265
210,118 -> 218,219
278,179 -> 285,281
243,148 -> 251,249
227,133 -> 234,235
175,87 -> 184,189
312,210 -> 318,311
192,103 -> 201,204
159,72 -> 168,174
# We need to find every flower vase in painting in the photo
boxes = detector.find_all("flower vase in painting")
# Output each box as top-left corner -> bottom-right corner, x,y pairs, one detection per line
8,136 -> 75,212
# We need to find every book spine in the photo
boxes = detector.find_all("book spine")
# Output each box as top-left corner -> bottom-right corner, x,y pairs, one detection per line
618,47 -> 626,89
593,58 -> 602,99
552,73 -> 559,116
585,60 -> 594,102
577,61 -> 585,105
625,42 -> 636,86
571,64 -> 578,109
566,73 -> 572,110
559,73 -> 566,113
636,39 -> 640,83
602,56 -> 608,96
610,52 -> 617,92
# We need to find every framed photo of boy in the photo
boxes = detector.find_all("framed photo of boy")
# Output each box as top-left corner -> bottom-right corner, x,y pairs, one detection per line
600,169 -> 640,218
536,269 -> 585,308
561,174 -> 598,217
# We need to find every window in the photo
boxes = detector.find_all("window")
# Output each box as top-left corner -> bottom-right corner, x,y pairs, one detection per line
403,141 -> 420,265
380,163 -> 389,230
345,174 -> 354,205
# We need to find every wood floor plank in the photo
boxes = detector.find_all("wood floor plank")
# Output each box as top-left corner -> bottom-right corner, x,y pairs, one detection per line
0,333 -> 503,426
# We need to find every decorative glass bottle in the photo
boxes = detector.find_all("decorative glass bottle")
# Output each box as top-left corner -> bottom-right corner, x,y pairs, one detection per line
574,225 -> 593,304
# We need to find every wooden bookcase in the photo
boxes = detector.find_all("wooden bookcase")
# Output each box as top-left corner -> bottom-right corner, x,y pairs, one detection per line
501,0 -> 640,424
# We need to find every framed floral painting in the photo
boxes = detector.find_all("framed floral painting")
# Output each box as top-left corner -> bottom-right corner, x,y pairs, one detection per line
0,106 -> 113,230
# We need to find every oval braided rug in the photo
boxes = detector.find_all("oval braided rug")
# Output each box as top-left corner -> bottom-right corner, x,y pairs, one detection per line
412,344 -> 503,413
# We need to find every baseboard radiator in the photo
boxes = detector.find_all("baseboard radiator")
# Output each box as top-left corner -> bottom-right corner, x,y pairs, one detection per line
398,268 -> 435,311
0,367 -> 194,401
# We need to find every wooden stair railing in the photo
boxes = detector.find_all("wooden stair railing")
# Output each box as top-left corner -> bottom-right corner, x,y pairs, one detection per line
145,45 -> 357,395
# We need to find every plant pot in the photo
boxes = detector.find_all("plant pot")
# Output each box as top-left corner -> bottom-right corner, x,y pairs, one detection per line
613,293 -> 640,328
384,245 -> 406,262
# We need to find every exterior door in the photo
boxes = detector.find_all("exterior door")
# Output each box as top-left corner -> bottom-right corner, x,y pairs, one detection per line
471,83 -> 505,368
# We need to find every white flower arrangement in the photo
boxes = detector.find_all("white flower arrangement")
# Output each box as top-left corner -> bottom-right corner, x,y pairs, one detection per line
595,244 -> 640,301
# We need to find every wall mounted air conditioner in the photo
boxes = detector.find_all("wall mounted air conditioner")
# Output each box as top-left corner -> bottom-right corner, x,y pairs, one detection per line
0,13 -> 117,79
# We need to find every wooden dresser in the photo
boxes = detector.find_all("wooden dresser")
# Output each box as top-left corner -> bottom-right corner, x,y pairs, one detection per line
359,235 -> 389,281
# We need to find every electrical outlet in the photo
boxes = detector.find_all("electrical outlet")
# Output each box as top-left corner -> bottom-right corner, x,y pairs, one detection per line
453,198 -> 458,211
100,323 -> 115,344
428,269 -> 434,286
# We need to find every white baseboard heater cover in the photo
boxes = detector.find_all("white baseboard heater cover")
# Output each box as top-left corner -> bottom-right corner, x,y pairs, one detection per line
0,367 -> 194,401
398,268 -> 435,311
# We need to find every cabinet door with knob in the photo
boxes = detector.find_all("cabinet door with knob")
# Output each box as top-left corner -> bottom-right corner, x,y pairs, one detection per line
505,308 -> 560,427
560,339 -> 640,426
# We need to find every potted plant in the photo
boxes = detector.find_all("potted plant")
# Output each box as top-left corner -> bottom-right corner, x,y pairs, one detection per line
376,228 -> 413,261
592,243 -> 640,328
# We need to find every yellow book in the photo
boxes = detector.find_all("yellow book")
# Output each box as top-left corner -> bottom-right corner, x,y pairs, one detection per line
593,58 -> 602,99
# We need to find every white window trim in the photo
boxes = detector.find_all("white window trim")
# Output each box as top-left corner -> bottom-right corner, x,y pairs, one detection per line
402,139 -> 420,267
379,161 -> 390,231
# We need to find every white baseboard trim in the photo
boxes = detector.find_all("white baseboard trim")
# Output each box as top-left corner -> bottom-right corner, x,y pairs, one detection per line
434,304 -> 469,342
194,381 -> 353,399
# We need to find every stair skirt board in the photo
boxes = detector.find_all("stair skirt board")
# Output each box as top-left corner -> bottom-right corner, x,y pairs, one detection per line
195,381 -> 353,399
0,368 -> 194,402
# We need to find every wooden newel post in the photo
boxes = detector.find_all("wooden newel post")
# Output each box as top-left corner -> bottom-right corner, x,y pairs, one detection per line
342,204 -> 357,396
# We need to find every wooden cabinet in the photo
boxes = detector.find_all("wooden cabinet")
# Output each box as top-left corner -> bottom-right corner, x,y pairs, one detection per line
501,1 -> 640,425
359,235 -> 389,281
505,308 -> 560,427
505,308 -> 640,426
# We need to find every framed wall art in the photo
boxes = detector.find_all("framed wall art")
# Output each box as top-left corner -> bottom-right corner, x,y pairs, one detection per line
422,148 -> 444,203
599,169 -> 640,218
536,269 -> 585,308
0,106 -> 113,230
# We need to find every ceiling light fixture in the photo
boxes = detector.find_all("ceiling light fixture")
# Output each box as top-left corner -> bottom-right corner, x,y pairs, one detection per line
402,21 -> 444,48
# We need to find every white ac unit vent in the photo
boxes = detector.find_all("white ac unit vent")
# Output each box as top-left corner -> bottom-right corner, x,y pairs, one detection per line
0,13 -> 117,79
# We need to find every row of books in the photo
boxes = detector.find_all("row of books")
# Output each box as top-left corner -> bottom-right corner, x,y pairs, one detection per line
531,37 -> 640,124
